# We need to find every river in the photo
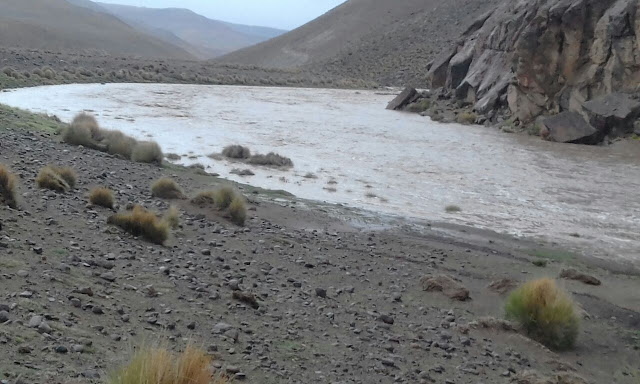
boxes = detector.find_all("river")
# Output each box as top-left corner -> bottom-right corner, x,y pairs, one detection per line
1,83 -> 639,265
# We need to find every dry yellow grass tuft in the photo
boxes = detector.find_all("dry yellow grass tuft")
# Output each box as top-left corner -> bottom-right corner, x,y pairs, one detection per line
0,165 -> 18,208
89,187 -> 115,209
163,205 -> 180,229
505,278 -> 578,350
222,145 -> 252,159
228,196 -> 247,226
151,178 -> 185,199
63,113 -> 101,148
132,141 -> 164,164
108,345 -> 227,384
102,130 -> 138,159
35,166 -> 72,192
107,205 -> 169,245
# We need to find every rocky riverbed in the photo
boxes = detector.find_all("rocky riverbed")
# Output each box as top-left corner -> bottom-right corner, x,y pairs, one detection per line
0,111 -> 639,383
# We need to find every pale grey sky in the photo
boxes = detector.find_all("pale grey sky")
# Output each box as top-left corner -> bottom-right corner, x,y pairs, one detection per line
97,0 -> 347,30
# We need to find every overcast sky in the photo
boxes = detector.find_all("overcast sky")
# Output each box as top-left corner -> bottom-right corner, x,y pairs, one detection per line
98,0 -> 347,30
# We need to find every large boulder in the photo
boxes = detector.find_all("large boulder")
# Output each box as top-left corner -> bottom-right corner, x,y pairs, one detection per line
539,112 -> 602,144
386,87 -> 418,110
583,93 -> 640,137
428,0 -> 640,137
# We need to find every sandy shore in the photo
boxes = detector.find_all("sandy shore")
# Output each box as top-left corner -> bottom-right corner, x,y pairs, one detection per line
0,107 -> 639,383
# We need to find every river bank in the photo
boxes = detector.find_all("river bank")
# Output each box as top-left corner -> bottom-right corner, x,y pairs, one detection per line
0,103 -> 639,383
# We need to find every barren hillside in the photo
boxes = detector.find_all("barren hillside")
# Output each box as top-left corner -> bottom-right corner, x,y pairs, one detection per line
219,0 -> 502,86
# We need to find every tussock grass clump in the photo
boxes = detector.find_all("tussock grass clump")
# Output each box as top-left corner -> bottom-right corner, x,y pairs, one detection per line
132,141 -> 163,164
102,130 -> 137,159
0,165 -> 18,209
108,345 -> 226,384
222,145 -> 251,159
457,111 -> 477,125
89,187 -> 115,209
36,166 -> 73,192
248,152 -> 294,167
190,190 -> 216,206
164,205 -> 180,229
50,166 -> 77,189
151,178 -> 185,199
228,196 -> 247,226
505,278 -> 578,350
63,114 -> 100,148
190,187 -> 248,226
2,66 -> 14,76
107,205 -> 169,245
214,186 -> 235,209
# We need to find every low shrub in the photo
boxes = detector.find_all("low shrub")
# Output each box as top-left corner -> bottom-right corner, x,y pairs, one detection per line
457,111 -> 477,125
164,205 -> 180,229
42,66 -> 56,80
248,152 -> 293,167
165,153 -> 181,161
228,196 -> 247,226
151,178 -> 184,199
107,205 -> 169,245
107,345 -> 226,384
2,67 -> 14,76
0,165 -> 18,208
222,145 -> 251,159
132,141 -> 163,164
505,278 -> 578,350
89,187 -> 115,209
35,166 -> 72,192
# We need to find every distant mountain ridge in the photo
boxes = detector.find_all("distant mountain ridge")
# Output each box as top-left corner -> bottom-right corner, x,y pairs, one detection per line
0,0 -> 194,59
68,0 -> 287,59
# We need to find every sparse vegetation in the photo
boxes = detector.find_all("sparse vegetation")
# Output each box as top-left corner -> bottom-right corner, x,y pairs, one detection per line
248,152 -> 294,167
457,111 -> 477,125
132,141 -> 163,164
107,205 -> 169,245
165,153 -> 181,161
445,205 -> 461,213
0,165 -> 18,208
35,166 -> 74,192
228,196 -> 247,226
102,130 -> 137,159
89,187 -> 115,209
164,205 -> 180,229
107,345 -> 226,384
151,178 -> 185,199
222,145 -> 252,159
505,278 -> 578,350
189,186 -> 247,225
532,259 -> 548,267
63,114 -> 100,148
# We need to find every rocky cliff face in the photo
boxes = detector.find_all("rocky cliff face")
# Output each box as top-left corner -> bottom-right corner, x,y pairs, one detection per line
428,0 -> 640,130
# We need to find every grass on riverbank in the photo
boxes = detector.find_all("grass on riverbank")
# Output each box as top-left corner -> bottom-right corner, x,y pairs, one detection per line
0,104 -> 66,134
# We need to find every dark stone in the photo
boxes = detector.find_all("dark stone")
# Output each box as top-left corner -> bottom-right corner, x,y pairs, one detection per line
583,93 -> 640,138
386,87 -> 418,110
540,112 -> 601,144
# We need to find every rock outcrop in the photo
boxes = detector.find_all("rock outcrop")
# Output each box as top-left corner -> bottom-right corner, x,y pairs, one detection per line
386,87 -> 418,110
428,0 -> 640,143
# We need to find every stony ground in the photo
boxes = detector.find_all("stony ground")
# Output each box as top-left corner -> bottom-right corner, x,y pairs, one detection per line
0,115 -> 639,384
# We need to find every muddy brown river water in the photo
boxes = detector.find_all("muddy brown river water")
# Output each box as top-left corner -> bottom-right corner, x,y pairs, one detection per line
1,84 -> 639,265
